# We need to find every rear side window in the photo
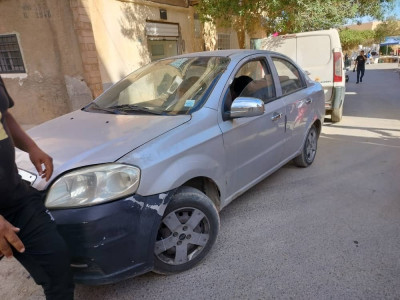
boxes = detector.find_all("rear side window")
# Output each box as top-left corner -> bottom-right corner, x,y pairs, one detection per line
272,57 -> 305,96
296,35 -> 331,67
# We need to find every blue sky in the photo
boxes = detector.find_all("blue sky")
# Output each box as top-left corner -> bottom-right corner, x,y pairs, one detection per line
347,0 -> 400,24
383,0 -> 400,19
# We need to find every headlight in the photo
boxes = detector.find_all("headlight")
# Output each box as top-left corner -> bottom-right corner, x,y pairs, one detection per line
45,164 -> 140,209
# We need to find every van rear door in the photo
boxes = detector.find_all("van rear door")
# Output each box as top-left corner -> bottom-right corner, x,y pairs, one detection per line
262,35 -> 297,60
296,35 -> 333,103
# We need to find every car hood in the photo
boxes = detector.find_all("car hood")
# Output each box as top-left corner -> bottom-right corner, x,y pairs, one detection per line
16,110 -> 191,190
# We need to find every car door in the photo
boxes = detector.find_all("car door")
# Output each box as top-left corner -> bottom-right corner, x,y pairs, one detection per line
219,57 -> 286,199
269,55 -> 313,160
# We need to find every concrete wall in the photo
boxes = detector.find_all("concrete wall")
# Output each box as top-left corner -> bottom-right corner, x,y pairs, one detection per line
86,0 -> 203,87
0,0 -> 93,125
345,21 -> 382,31
0,0 -> 203,125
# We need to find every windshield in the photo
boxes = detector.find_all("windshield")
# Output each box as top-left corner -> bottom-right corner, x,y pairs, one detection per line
85,56 -> 230,115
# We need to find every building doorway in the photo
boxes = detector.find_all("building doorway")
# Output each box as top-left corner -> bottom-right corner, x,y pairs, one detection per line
148,39 -> 178,61
146,21 -> 180,61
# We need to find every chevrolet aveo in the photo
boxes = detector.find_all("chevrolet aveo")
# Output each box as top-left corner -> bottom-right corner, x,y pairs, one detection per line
16,50 -> 325,285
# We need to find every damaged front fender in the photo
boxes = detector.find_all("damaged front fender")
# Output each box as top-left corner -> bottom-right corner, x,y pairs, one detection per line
51,190 -> 175,285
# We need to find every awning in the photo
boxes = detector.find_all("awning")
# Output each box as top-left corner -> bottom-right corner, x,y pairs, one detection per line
380,38 -> 400,46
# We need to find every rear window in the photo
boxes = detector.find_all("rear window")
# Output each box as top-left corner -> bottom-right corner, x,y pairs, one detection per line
297,35 -> 331,67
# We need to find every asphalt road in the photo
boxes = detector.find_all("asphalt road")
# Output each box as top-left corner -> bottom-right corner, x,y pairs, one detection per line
1,63 -> 399,300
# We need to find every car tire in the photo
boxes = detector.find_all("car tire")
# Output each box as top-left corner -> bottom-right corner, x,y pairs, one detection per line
293,124 -> 318,168
331,104 -> 343,123
153,186 -> 220,275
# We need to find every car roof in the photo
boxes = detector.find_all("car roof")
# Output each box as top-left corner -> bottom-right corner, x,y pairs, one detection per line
168,49 -> 278,60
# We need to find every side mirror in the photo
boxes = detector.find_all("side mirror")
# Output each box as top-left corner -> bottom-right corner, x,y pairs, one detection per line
229,97 -> 265,119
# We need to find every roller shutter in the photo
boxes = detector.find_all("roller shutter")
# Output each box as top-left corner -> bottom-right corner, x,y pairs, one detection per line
146,22 -> 179,37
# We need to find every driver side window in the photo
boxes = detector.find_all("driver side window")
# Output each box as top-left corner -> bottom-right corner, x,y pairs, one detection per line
224,59 -> 275,112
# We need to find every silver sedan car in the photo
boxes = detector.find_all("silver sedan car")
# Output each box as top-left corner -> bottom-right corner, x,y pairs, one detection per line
16,50 -> 325,285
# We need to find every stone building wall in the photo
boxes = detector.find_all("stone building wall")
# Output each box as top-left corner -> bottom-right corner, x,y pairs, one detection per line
70,0 -> 103,98
0,0 -> 202,125
0,0 -> 93,125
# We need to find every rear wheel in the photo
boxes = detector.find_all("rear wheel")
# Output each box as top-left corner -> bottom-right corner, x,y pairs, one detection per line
293,124 -> 318,168
153,186 -> 219,274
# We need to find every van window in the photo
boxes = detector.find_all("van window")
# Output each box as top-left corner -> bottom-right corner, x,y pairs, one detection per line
272,57 -> 304,96
297,35 -> 331,67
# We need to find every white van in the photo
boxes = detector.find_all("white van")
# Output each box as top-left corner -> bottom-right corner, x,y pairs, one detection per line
261,29 -> 345,122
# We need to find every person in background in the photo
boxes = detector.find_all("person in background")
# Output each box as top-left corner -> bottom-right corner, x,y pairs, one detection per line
0,76 -> 74,299
344,53 -> 350,68
354,50 -> 367,84
367,52 -> 372,64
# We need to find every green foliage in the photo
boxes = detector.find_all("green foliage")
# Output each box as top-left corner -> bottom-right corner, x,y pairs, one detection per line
196,0 -> 396,48
374,18 -> 400,42
339,29 -> 375,51
339,18 -> 400,52
262,0 -> 359,34
197,0 -> 268,48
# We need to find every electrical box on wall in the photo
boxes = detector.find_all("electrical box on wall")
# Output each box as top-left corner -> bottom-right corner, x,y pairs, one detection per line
160,9 -> 167,20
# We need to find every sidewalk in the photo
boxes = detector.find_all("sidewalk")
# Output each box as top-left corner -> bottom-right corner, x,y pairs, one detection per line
365,62 -> 399,70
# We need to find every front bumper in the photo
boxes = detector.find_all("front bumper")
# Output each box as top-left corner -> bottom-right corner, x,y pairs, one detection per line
51,192 -> 172,285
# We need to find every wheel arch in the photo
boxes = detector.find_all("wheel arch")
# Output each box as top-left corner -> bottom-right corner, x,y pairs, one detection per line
182,177 -> 221,211
313,118 -> 322,136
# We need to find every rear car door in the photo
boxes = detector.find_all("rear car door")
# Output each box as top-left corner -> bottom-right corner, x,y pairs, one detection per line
219,56 -> 286,199
269,55 -> 314,159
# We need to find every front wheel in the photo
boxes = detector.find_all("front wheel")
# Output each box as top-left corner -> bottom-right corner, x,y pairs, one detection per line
293,124 -> 318,168
153,186 -> 220,275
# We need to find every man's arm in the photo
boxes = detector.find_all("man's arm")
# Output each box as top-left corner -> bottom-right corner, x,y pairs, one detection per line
0,111 -> 53,258
4,111 -> 53,181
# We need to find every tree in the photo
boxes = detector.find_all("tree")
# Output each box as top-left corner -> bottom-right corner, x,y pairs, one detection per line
339,29 -> 375,51
197,0 -> 268,49
374,18 -> 400,43
196,0 -> 395,49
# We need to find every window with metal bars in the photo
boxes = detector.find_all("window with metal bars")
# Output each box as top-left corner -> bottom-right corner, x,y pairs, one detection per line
217,34 -> 231,50
0,34 -> 26,74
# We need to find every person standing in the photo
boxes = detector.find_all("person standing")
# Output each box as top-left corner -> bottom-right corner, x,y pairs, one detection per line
0,76 -> 74,299
344,53 -> 350,68
354,50 -> 367,84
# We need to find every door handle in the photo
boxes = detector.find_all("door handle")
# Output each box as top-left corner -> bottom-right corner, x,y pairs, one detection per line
271,112 -> 283,121
305,98 -> 313,104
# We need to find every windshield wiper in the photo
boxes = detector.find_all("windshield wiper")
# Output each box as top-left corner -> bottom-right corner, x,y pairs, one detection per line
88,103 -> 127,115
108,104 -> 167,115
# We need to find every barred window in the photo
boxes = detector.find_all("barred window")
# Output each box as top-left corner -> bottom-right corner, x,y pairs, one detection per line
0,34 -> 26,74
217,34 -> 230,50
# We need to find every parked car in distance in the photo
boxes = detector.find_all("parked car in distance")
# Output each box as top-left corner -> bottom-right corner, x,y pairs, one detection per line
262,29 -> 346,122
16,50 -> 325,285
